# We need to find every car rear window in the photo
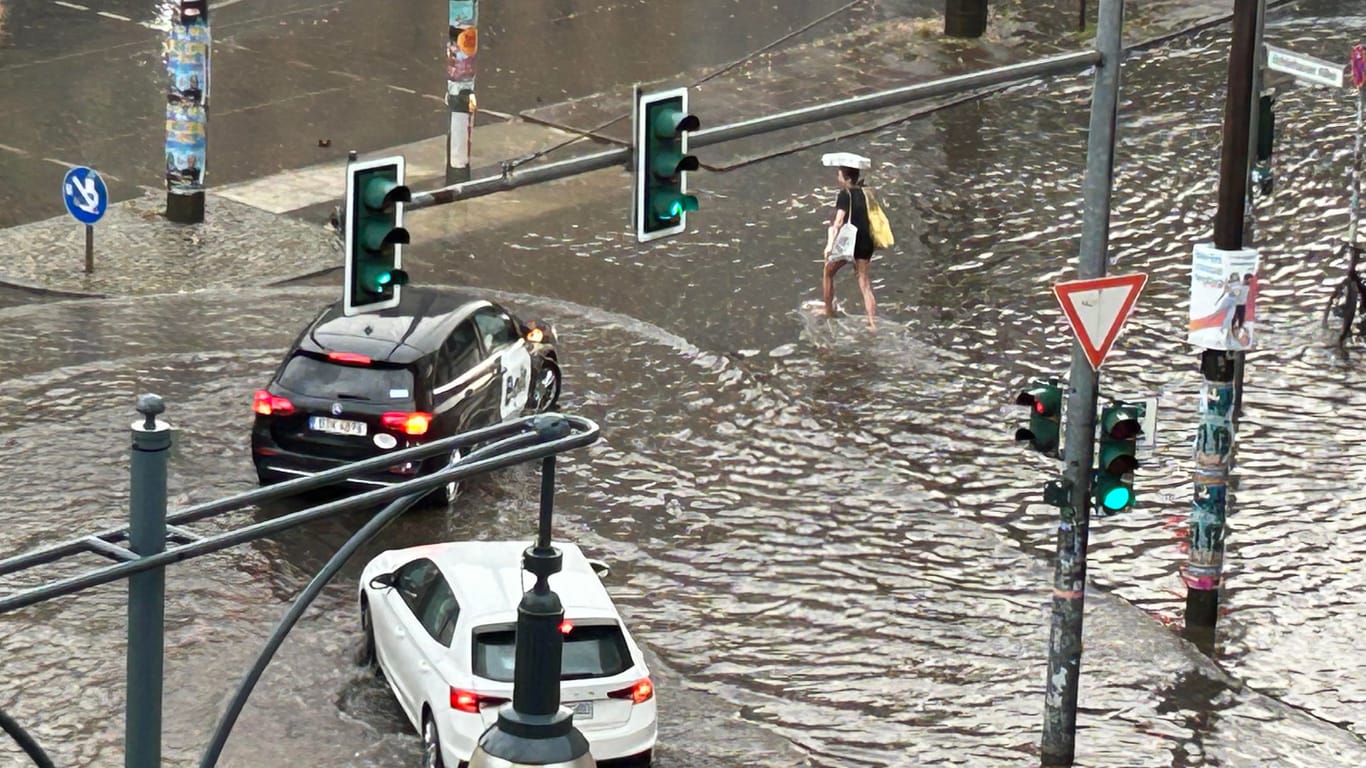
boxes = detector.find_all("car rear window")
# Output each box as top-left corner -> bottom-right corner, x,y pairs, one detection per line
276,354 -> 415,403
474,623 -> 631,682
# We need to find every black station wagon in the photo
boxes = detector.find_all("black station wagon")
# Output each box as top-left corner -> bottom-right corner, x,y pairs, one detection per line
251,288 -> 561,502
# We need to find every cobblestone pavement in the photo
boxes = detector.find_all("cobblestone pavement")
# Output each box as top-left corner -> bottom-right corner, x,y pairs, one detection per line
0,0 -> 1247,300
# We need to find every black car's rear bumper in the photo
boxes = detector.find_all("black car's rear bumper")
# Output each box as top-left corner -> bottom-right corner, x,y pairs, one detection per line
252,434 -> 435,489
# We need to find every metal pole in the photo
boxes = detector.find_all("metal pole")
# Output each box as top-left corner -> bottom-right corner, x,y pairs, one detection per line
1352,86 -> 1364,246
446,0 -> 477,184
1079,0 -> 1087,32
164,0 -> 210,224
470,457 -> 594,768
408,50 -> 1099,211
1214,0 -> 1258,251
126,394 -> 171,768
1234,0 -> 1266,417
84,224 -> 93,274
1040,0 -> 1125,764
1185,0 -> 1259,642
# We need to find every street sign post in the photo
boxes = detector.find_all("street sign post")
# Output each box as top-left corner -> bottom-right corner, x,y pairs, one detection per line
1053,273 -> 1148,370
1264,44 -> 1343,88
62,166 -> 108,275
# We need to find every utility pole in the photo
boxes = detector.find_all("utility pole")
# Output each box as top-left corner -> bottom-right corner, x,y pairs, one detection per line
1039,0 -> 1125,765
1233,0 -> 1267,415
446,0 -> 478,184
164,0 -> 210,224
1184,0 -> 1260,648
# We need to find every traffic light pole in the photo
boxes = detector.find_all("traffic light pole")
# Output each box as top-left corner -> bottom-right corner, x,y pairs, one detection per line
1039,0 -> 1124,765
1185,0 -> 1260,647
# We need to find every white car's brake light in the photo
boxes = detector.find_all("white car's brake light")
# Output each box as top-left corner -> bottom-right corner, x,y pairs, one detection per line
607,677 -> 654,705
450,687 -> 509,713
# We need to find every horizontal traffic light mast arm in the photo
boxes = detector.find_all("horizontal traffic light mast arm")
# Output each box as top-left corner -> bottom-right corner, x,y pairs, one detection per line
407,50 -> 1097,211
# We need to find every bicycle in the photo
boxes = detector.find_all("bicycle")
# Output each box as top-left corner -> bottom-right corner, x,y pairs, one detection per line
1322,242 -> 1366,346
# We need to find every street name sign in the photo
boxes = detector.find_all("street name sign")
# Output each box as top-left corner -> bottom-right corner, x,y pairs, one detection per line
1265,44 -> 1343,88
62,166 -> 108,225
1053,273 -> 1148,371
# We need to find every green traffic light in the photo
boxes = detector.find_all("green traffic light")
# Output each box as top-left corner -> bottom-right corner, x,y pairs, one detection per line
1094,402 -> 1143,513
1099,482 -> 1132,512
651,193 -> 699,221
358,263 -> 409,294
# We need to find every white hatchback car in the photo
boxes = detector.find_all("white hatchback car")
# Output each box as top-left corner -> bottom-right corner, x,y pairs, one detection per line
358,540 -> 657,767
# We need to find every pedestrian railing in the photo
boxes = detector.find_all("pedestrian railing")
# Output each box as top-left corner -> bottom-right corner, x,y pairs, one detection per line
0,394 -> 600,768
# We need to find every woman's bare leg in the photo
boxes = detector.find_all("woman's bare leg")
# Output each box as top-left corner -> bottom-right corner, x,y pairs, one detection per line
855,259 -> 877,330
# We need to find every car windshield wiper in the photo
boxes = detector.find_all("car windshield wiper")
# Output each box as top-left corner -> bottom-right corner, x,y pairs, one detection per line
334,392 -> 371,400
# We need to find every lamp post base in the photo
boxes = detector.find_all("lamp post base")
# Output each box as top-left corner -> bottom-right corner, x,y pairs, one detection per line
468,706 -> 594,768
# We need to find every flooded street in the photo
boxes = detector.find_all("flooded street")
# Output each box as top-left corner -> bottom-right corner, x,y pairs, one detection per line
3,3 -> 1366,768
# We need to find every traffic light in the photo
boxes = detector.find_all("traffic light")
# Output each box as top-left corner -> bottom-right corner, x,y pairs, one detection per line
344,156 -> 411,316
1252,92 -> 1275,196
1094,402 -> 1144,514
1014,380 -> 1063,457
1256,92 -> 1275,163
633,85 -> 699,242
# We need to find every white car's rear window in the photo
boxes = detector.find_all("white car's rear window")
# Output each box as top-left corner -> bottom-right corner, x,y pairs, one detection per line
474,623 -> 631,682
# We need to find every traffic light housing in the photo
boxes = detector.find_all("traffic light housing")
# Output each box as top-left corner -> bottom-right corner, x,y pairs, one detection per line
1256,92 -> 1275,163
633,85 -> 699,243
1014,380 -> 1063,457
1094,402 -> 1144,514
344,156 -> 411,316
1252,92 -> 1275,196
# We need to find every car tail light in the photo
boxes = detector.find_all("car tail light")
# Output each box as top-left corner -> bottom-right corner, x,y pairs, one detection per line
525,325 -> 545,343
450,688 -> 509,714
326,351 -> 371,365
381,411 -> 432,435
608,677 -> 654,705
253,390 -> 295,416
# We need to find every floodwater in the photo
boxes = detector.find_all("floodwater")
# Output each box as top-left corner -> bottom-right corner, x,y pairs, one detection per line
2,4 -> 1366,768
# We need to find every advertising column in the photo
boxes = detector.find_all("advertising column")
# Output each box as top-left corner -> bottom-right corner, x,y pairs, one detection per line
446,0 -> 478,184
164,0 -> 210,224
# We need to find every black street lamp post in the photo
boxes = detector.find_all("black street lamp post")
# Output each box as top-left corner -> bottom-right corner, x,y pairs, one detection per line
469,454 -> 595,768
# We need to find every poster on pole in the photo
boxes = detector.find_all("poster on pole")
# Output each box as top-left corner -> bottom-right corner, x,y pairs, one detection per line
1186,243 -> 1261,351
446,0 -> 477,96
164,7 -> 209,193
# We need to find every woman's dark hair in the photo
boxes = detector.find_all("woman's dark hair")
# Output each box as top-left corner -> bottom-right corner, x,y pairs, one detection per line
838,166 -> 863,186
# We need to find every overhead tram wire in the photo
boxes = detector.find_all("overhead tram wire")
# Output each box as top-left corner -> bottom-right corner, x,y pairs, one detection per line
496,0 -> 869,176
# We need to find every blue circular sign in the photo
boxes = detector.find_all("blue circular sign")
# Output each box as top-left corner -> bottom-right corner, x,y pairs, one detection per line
62,167 -> 108,225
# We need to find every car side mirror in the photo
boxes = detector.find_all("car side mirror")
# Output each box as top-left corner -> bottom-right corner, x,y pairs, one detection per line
587,559 -> 611,580
369,572 -> 398,590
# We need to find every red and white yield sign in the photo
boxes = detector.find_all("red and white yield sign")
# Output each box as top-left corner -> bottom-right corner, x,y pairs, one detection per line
1053,273 -> 1148,371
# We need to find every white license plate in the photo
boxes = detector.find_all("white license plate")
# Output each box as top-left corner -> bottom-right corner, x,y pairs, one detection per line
570,700 -> 593,719
308,416 -> 367,436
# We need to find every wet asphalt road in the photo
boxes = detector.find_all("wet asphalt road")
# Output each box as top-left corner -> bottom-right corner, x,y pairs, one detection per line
0,0 -> 932,228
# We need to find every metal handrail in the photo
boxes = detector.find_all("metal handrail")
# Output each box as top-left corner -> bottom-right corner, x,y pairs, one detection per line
0,413 -> 579,578
0,413 -> 599,615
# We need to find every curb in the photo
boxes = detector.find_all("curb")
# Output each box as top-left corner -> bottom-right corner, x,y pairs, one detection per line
0,275 -> 106,300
